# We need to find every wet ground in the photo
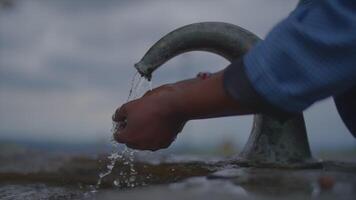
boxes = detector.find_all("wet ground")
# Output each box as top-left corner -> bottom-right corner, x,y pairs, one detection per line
0,146 -> 356,200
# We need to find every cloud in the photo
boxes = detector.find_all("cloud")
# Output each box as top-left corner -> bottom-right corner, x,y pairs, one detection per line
1,0 -> 354,150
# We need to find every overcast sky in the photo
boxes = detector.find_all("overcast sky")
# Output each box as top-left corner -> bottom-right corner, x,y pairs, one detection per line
0,0 -> 355,152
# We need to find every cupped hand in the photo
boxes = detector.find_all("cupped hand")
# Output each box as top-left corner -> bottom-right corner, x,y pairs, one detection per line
112,83 -> 188,151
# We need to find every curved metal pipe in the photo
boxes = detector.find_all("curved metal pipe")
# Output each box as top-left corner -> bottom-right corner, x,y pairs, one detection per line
135,22 -> 259,80
134,22 -> 318,168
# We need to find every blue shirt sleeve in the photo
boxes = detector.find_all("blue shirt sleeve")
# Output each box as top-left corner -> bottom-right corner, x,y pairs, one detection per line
242,0 -> 356,113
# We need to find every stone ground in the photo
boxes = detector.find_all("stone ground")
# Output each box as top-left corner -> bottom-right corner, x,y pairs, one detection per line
0,149 -> 355,200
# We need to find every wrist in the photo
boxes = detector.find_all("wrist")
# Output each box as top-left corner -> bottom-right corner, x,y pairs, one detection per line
152,83 -> 192,122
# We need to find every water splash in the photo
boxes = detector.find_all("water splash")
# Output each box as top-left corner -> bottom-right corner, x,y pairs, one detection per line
95,141 -> 122,188
94,73 -> 153,191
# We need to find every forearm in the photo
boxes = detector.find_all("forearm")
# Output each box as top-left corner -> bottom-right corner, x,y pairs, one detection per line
173,71 -> 253,120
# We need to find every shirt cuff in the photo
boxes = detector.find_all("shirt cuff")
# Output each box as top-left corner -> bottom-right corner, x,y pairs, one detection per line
223,58 -> 295,120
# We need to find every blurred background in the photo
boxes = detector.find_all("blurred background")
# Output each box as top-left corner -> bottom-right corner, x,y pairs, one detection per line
0,0 -> 355,160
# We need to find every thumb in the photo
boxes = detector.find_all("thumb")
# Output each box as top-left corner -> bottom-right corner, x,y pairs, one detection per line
112,104 -> 128,122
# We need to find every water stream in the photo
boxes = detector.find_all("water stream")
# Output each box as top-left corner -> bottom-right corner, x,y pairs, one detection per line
93,72 -> 153,192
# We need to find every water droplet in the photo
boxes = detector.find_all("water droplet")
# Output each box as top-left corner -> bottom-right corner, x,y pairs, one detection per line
129,176 -> 136,182
149,80 -> 153,91
95,72 -> 154,191
113,180 -> 120,187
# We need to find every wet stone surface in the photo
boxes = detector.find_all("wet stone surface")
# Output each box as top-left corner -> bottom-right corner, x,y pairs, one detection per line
0,184 -> 86,200
0,151 -> 355,200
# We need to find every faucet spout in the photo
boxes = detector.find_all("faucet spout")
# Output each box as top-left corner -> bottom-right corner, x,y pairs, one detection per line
135,22 -> 259,80
135,22 -> 319,168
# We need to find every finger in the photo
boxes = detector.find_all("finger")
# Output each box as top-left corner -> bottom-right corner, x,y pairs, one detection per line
155,139 -> 173,150
158,142 -> 170,149
132,143 -> 160,151
113,129 -> 131,144
116,132 -> 149,150
147,146 -> 161,151
112,104 -> 128,122
126,143 -> 147,150
143,89 -> 153,97
196,72 -> 212,80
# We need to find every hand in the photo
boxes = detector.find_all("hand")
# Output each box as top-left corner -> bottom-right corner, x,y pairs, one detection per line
112,84 -> 188,151
112,70 -> 250,151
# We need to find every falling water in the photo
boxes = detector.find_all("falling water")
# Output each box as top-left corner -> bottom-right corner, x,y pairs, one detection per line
93,72 -> 153,191
149,80 -> 153,91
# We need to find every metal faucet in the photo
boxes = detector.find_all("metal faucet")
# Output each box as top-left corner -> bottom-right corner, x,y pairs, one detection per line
134,22 -> 319,168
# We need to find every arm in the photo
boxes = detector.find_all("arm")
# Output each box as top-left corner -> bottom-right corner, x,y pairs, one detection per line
175,71 -> 252,119
232,0 -> 356,114
113,0 -> 356,150
112,72 -> 251,151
